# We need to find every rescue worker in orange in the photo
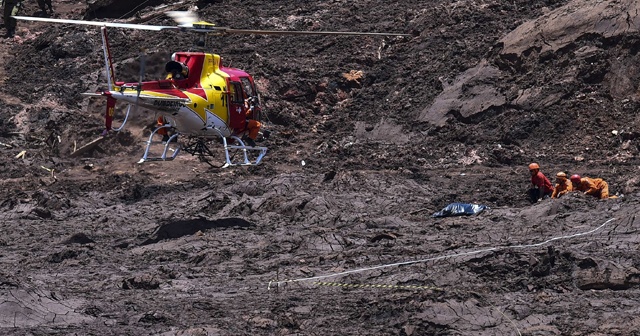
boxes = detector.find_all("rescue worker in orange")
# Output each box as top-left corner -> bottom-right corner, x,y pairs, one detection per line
528,163 -> 554,203
242,96 -> 261,147
156,116 -> 172,142
551,172 -> 572,199
570,174 -> 610,199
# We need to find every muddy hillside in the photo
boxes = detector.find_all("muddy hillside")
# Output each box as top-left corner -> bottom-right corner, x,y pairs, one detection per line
1,0 -> 640,335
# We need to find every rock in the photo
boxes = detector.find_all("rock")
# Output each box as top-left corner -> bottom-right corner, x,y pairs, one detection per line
419,60 -> 506,126
121,274 -> 160,290
63,232 -> 95,245
32,207 -> 51,219
403,325 -> 416,336
573,258 -> 640,290
500,0 -> 640,56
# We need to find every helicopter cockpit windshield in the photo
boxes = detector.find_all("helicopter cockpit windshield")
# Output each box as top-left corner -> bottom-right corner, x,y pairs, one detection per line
165,60 -> 189,80
240,77 -> 254,96
239,77 -> 259,107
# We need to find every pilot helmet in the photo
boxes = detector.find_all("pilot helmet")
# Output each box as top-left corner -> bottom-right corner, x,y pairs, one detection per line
165,60 -> 189,78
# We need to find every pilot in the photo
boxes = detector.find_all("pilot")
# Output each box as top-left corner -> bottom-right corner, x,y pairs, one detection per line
165,60 -> 189,80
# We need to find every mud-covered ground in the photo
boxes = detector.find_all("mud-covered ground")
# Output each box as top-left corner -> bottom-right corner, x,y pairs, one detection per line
1,0 -> 640,335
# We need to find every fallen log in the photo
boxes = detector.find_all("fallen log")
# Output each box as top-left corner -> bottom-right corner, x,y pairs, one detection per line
70,136 -> 107,158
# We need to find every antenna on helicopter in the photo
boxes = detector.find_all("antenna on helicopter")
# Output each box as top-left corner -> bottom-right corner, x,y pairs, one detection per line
165,11 -> 213,49
196,35 -> 206,47
165,10 -> 198,27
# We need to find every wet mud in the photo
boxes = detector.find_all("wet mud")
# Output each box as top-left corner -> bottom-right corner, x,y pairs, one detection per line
1,0 -> 640,335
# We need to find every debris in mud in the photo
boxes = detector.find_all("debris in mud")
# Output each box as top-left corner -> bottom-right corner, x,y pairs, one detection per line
70,136 -> 108,158
137,311 -> 170,324
47,249 -> 80,263
323,170 -> 336,182
32,206 -> 52,219
121,274 -> 160,290
0,274 -> 18,288
142,217 -> 254,244
34,190 -> 70,210
530,246 -> 557,277
431,203 -> 488,218
63,232 -> 95,245
370,231 -> 399,242
572,258 -> 640,290
343,70 -> 363,82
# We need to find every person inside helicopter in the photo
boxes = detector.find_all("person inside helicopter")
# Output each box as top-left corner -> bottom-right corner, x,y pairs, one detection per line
165,60 -> 189,80
242,96 -> 261,147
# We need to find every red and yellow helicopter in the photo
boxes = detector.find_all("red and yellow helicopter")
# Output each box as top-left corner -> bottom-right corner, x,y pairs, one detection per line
14,12 -> 410,167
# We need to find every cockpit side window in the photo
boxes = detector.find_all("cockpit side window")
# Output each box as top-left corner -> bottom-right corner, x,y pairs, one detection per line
229,82 -> 244,104
240,77 -> 255,96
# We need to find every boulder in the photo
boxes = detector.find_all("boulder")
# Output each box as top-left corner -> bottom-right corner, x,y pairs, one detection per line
500,0 -> 640,56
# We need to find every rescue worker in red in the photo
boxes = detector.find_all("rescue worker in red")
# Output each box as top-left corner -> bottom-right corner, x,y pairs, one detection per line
551,172 -> 573,199
570,174 -> 610,199
528,163 -> 554,203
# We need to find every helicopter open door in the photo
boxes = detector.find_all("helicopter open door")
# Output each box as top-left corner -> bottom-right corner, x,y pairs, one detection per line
228,81 -> 246,131
240,77 -> 261,121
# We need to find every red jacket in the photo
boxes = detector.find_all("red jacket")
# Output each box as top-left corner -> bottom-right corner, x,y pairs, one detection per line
531,171 -> 554,194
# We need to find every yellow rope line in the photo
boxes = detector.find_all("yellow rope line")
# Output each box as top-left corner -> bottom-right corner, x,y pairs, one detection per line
313,281 -> 443,291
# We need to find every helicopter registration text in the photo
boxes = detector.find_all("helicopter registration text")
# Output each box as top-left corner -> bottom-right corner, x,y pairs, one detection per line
153,100 -> 184,108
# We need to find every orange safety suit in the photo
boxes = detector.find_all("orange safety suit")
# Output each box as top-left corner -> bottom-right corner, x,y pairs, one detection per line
246,119 -> 261,140
156,116 -> 169,136
244,107 -> 261,140
574,177 -> 609,199
551,179 -> 573,198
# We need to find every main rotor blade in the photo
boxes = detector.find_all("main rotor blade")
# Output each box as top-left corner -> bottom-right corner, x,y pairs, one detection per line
166,11 -> 199,26
12,16 -> 179,31
210,28 -> 411,37
13,15 -> 410,36
166,11 -> 409,36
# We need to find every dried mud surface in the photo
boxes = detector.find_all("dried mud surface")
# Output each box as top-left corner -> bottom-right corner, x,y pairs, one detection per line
1,0 -> 640,335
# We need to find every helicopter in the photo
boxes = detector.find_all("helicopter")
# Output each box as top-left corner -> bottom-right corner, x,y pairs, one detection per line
13,12 -> 410,167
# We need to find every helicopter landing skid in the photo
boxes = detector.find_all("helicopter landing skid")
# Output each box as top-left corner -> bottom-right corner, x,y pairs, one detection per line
182,135 -> 267,168
137,125 -> 180,163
